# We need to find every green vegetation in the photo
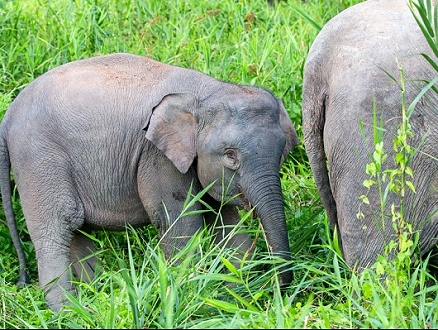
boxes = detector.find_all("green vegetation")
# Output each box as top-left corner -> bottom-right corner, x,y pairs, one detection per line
1,0 -> 437,328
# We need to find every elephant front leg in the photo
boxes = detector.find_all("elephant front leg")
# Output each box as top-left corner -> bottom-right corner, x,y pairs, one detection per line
205,203 -> 254,262
141,186 -> 206,260
157,211 -> 205,260
137,157 -> 207,260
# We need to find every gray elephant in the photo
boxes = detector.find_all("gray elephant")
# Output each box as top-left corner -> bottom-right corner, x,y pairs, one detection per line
0,53 -> 299,311
302,0 -> 438,270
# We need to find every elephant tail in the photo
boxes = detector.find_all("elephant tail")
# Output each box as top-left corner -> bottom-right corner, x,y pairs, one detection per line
0,124 -> 30,286
302,65 -> 338,229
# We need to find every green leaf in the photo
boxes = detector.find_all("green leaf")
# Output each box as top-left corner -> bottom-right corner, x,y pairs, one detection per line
221,257 -> 239,277
287,3 -> 322,31
362,282 -> 373,299
366,162 -> 377,176
375,141 -> 384,153
203,298 -> 240,313
405,166 -> 414,178
359,195 -> 370,204
375,262 -> 385,276
225,288 -> 259,312
406,180 -> 416,193
395,152 -> 405,165
191,273 -> 243,284
363,179 -> 376,188
408,75 -> 438,116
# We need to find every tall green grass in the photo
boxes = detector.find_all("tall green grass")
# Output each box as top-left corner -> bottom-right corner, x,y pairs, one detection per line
1,0 -> 438,328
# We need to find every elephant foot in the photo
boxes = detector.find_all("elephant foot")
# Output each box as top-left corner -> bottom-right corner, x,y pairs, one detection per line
45,283 -> 76,312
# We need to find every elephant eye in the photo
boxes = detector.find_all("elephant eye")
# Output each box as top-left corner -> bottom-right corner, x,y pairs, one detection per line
225,149 -> 237,160
223,148 -> 240,169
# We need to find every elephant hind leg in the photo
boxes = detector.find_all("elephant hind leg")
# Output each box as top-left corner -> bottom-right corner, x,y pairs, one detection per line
70,232 -> 100,282
16,159 -> 87,311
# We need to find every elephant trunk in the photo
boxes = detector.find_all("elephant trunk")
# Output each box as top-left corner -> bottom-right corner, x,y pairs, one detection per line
241,167 -> 293,286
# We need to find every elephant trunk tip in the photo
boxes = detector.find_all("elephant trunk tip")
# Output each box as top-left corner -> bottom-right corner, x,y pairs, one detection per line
280,268 -> 293,287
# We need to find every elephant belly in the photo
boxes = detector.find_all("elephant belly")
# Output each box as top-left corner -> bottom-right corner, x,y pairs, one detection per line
82,199 -> 151,231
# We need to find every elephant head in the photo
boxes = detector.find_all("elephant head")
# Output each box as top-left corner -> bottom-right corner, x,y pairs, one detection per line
145,84 -> 299,284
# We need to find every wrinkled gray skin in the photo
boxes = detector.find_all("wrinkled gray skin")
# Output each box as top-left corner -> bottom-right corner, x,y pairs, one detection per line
0,53 -> 299,311
303,0 -> 438,270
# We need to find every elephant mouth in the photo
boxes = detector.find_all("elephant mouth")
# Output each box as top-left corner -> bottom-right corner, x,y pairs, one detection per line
237,184 -> 257,219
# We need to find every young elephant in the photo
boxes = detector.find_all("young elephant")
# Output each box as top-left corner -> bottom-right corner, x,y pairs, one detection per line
0,53 -> 299,311
303,0 -> 438,270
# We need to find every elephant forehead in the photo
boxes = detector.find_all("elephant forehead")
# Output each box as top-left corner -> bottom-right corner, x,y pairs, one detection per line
203,86 -> 279,118
200,120 -> 284,150
208,105 -> 280,129
234,98 -> 280,117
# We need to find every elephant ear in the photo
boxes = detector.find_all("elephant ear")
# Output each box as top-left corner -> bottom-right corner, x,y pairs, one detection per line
277,98 -> 299,165
145,92 -> 198,174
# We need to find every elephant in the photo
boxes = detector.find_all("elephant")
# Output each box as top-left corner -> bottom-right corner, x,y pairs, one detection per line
302,0 -> 438,270
0,52 -> 299,311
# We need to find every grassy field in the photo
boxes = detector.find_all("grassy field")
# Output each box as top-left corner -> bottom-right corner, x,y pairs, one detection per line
1,0 -> 438,328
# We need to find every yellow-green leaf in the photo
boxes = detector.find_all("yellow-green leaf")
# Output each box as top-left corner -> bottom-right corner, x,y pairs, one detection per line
405,167 -> 414,178
406,181 -> 416,193
363,179 -> 376,188
221,257 -> 238,276
359,195 -> 369,204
